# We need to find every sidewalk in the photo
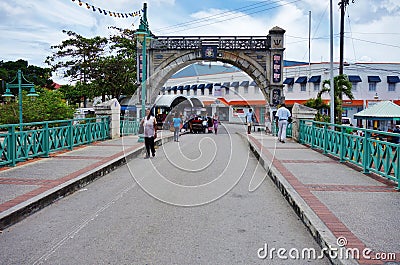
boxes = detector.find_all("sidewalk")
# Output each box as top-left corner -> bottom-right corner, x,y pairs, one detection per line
0,131 -> 173,230
242,132 -> 399,265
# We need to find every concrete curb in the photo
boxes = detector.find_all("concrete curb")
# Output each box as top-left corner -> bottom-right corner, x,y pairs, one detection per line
238,133 -> 358,265
0,134 -> 174,230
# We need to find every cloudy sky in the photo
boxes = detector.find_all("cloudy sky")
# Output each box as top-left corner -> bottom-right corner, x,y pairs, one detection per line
1,0 -> 400,83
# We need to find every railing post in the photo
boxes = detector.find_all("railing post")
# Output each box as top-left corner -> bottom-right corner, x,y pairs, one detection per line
363,130 -> 370,174
87,119 -> 92,144
298,119 -> 305,144
396,144 -> 400,191
102,117 -> 107,140
340,126 -> 345,162
43,122 -> 50,157
8,125 -> 16,167
68,120 -> 74,150
311,121 -> 315,148
323,124 -> 328,154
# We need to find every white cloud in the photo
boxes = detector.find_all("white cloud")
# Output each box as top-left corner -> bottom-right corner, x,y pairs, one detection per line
1,0 -> 400,85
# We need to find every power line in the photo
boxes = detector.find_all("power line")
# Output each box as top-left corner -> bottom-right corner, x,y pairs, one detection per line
156,0 -> 302,35
155,0 -> 284,32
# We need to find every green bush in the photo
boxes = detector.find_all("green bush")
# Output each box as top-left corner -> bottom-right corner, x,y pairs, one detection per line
0,88 -> 75,125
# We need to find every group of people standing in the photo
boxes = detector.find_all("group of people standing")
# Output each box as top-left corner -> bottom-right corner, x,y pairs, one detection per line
140,109 -> 221,159
246,104 -> 291,143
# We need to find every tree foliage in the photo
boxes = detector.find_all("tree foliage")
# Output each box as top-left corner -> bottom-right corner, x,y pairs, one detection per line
304,97 -> 330,122
320,74 -> 354,124
0,88 -> 75,125
0,60 -> 54,95
46,28 -> 138,104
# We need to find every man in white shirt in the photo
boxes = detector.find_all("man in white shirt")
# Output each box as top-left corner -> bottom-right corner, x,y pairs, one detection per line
275,103 -> 291,143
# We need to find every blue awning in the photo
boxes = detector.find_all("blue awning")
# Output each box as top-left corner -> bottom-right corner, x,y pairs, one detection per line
240,81 -> 249,87
166,86 -> 172,91
368,76 -> 381,83
206,83 -> 213,89
250,81 -> 257,86
171,86 -> 178,90
308,75 -> 321,83
214,83 -> 221,86
177,85 -> 184,90
283,77 -> 294,85
295,76 -> 307,84
348,75 -> 362,83
190,84 -> 198,90
222,82 -> 230,88
161,87 -> 166,92
387,76 -> 400,83
183,85 -> 191,90
230,81 -> 239,87
198,84 -> 205,89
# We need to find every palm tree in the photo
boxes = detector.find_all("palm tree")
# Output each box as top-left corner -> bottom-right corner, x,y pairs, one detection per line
304,97 -> 330,122
320,74 -> 354,124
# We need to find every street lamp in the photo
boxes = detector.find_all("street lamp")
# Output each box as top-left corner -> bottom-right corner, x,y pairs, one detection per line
135,3 -> 152,142
2,69 -> 38,131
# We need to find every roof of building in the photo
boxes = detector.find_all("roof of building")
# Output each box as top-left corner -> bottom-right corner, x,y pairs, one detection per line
354,101 -> 400,120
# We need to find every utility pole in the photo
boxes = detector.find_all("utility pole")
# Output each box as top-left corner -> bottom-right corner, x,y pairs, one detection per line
339,0 -> 354,75
338,0 -> 354,124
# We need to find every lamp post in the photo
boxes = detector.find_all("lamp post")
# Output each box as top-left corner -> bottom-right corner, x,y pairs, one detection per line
135,3 -> 151,142
2,69 -> 38,130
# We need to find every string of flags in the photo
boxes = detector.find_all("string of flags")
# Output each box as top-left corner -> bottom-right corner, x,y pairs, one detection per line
71,0 -> 142,18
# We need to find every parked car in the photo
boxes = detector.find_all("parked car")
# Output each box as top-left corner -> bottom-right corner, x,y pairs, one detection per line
183,116 -> 213,133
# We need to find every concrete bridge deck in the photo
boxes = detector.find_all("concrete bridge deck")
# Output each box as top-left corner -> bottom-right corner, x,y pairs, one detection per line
0,125 -> 398,264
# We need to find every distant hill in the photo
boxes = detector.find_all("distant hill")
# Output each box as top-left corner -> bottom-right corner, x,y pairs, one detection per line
171,60 -> 307,78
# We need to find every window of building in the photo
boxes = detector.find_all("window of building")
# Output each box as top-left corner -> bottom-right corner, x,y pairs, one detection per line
387,76 -> 399,91
295,76 -> 307,92
254,86 -> 260,94
368,76 -> 381,92
244,86 -> 248,94
225,87 -> 229,95
308,75 -> 321,92
388,83 -> 396,92
369,83 -> 376,92
348,75 -> 362,91
351,82 -> 358,91
287,84 -> 293,92
234,86 -> 239,94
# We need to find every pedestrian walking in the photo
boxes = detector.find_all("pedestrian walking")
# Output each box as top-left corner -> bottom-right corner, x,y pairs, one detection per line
172,112 -> 182,142
245,108 -> 255,134
275,103 -> 291,143
140,109 -> 157,158
213,113 -> 219,134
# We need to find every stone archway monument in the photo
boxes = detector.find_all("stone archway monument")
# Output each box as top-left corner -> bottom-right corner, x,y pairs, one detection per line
135,5 -> 286,108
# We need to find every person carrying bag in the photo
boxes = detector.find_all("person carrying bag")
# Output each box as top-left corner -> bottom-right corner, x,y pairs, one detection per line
140,109 -> 157,158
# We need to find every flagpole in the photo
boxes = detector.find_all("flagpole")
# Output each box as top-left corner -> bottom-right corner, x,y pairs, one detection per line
329,0 -> 335,124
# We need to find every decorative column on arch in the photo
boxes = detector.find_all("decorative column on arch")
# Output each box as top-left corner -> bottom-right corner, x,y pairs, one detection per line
267,26 -> 286,107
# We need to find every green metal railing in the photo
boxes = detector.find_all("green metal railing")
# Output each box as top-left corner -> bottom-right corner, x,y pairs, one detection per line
0,117 -> 109,167
120,117 -> 140,136
271,121 -> 293,138
299,120 -> 400,189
